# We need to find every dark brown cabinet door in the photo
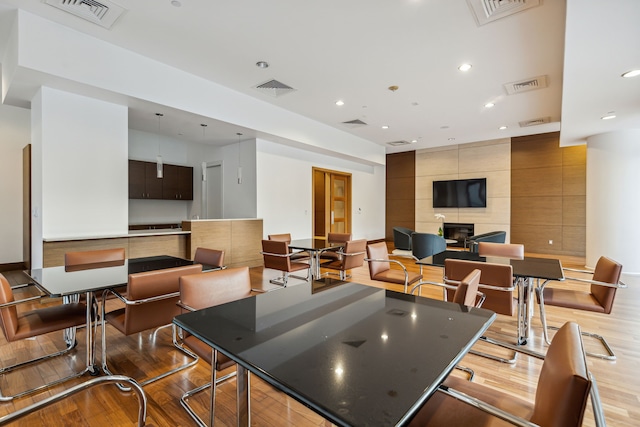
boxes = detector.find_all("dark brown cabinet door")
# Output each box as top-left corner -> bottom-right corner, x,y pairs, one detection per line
178,166 -> 193,200
145,162 -> 163,199
162,164 -> 180,199
129,160 -> 146,199
129,160 -> 193,200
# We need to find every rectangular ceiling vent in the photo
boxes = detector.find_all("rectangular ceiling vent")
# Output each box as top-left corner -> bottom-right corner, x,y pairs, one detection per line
341,119 -> 367,128
253,79 -> 297,97
467,0 -> 540,26
44,0 -> 126,29
386,140 -> 413,147
504,75 -> 548,95
519,116 -> 551,127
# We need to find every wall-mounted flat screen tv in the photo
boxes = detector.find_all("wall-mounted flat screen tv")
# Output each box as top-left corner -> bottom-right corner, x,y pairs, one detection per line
432,178 -> 487,208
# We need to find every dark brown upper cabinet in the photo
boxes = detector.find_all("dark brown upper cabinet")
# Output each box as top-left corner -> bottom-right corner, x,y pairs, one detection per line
129,160 -> 193,200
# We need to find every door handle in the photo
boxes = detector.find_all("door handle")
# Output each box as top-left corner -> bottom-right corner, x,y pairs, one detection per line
331,211 -> 334,224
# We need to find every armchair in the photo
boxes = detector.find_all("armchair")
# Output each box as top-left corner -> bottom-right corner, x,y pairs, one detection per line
366,242 -> 422,293
536,255 -> 625,360
320,232 -> 352,262
478,242 -> 524,259
268,233 -> 310,261
392,226 -> 414,251
411,233 -> 446,274
321,239 -> 367,280
101,264 -> 203,388
179,267 -> 253,427
408,322 -> 598,427
261,239 -> 311,287
193,247 -> 225,269
465,231 -> 506,252
0,273 -> 88,401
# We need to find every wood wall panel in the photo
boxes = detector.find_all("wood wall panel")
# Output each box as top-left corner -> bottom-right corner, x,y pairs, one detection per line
511,132 -> 586,256
230,220 -> 263,267
386,152 -> 415,241
43,238 -> 131,267
128,235 -> 186,259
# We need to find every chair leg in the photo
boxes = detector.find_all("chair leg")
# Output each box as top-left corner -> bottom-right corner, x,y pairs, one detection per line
454,365 -> 475,381
470,336 -> 518,364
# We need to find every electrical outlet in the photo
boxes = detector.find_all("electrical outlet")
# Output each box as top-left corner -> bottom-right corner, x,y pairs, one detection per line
548,240 -> 553,245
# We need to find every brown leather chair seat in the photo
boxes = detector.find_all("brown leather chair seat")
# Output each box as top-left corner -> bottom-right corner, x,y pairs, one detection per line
366,242 -> 422,293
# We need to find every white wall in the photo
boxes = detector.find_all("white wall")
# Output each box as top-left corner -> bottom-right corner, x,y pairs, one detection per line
34,87 -> 128,244
586,130 -> 640,274
256,139 -> 385,240
0,103 -> 29,263
218,139 -> 257,219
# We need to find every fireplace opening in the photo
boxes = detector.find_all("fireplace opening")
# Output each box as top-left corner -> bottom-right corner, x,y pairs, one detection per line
443,223 -> 474,247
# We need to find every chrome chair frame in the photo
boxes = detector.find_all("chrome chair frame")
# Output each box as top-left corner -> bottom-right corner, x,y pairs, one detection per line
0,293 -> 94,401
0,375 -> 149,426
101,289 -> 199,390
260,250 -> 311,287
322,249 -> 366,281
536,267 -> 627,360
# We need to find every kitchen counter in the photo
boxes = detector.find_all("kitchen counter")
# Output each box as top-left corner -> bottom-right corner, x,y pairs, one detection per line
43,228 -> 189,243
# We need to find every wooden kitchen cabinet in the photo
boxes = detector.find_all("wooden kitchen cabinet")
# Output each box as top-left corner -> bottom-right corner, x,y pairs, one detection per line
129,160 -> 193,200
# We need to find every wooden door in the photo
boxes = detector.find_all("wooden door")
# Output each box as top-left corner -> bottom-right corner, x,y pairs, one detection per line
330,174 -> 349,233
312,168 -> 351,239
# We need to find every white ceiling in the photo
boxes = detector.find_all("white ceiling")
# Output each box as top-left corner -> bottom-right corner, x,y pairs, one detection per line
0,0 -> 638,151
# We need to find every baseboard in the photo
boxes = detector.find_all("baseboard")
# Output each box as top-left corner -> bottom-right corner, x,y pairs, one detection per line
0,262 -> 25,272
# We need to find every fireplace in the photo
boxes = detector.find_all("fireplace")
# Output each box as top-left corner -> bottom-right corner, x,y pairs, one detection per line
443,223 -> 474,247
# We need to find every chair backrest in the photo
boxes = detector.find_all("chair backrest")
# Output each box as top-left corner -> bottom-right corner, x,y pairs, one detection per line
411,233 -> 446,259
65,248 -> 126,266
0,274 -> 19,341
180,267 -> 252,311
591,256 -> 623,314
393,227 -> 414,251
268,233 -> 292,243
262,239 -> 292,271
193,247 -> 225,268
366,242 -> 391,278
327,232 -> 352,244
342,239 -> 367,270
124,264 -> 203,334
444,259 -> 514,316
452,269 -> 481,307
467,231 -> 506,252
478,242 -> 524,259
530,322 -> 591,427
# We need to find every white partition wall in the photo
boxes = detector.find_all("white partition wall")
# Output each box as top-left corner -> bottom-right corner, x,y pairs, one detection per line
586,130 -> 640,274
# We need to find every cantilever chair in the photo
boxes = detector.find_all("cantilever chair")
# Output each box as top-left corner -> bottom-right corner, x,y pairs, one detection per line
366,242 -> 422,293
268,233 -> 310,262
0,273 -> 88,401
193,247 -> 225,269
319,232 -> 352,262
536,255 -> 626,360
321,239 -> 367,281
408,322 -> 600,427
0,375 -> 152,426
478,242 -> 524,259
101,264 -> 203,387
392,226 -> 414,251
261,239 -> 311,287
179,267 -> 253,427
444,259 -> 518,364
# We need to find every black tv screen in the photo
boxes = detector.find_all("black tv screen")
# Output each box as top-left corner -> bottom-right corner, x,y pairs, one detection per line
432,178 -> 487,208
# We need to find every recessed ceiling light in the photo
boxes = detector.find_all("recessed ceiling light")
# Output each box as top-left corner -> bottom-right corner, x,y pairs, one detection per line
499,126 -> 508,130
448,137 -> 456,141
335,100 -> 344,106
171,0 -> 182,6
411,139 -> 418,143
255,61 -> 269,68
458,63 -> 472,72
484,102 -> 495,108
381,125 -> 389,129
601,113 -> 616,120
621,69 -> 640,78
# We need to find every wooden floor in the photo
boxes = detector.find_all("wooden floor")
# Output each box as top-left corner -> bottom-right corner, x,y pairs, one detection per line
0,249 -> 638,426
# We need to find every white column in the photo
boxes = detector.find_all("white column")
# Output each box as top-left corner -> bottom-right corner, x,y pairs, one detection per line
586,130 -> 640,274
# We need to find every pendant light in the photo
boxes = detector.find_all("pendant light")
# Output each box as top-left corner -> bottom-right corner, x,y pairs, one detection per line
236,132 -> 243,184
156,113 -> 164,178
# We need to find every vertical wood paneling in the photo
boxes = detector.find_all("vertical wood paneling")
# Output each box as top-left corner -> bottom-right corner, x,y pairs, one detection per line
386,152 -> 415,240
511,132 -> 586,256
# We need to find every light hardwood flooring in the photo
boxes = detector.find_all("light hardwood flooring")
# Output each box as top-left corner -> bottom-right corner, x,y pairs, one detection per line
0,250 -> 638,426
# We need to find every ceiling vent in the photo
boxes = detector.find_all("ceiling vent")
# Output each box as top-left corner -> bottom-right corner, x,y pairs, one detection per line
253,79 -> 296,97
44,0 -> 126,29
467,0 -> 540,26
341,119 -> 368,128
504,75 -> 548,95
386,140 -> 414,147
519,116 -> 551,127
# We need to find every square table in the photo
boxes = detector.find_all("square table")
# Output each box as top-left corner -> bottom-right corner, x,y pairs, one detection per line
173,279 -> 495,426
416,250 -> 564,345
289,238 -> 344,280
26,255 -> 205,374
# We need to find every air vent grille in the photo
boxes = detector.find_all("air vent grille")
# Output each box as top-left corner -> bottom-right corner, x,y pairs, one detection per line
519,117 -> 551,127
386,140 -> 413,147
253,79 -> 296,97
467,0 -> 540,26
504,75 -> 548,95
44,0 -> 126,29
341,119 -> 368,128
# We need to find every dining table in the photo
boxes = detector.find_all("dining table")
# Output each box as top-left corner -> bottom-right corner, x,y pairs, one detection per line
25,255 -> 209,375
173,278 -> 496,426
416,250 -> 565,345
288,238 -> 344,280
